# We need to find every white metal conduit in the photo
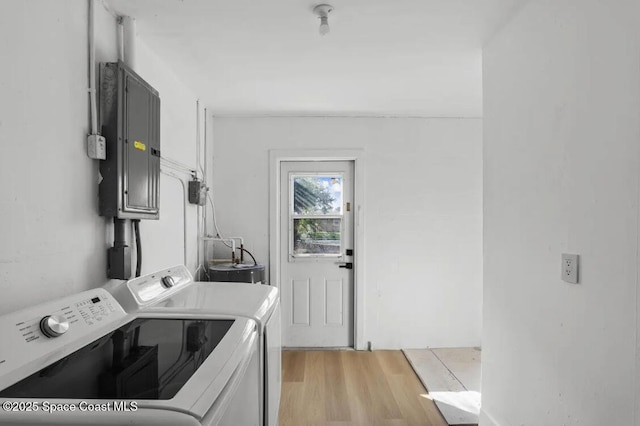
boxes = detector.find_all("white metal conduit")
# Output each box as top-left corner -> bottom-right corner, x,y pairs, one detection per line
88,0 -> 98,135
160,157 -> 197,176
117,17 -> 124,62
122,16 -> 137,69
88,4 -> 136,134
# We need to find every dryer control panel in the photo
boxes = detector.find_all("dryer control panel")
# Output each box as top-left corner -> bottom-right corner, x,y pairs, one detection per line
0,289 -> 127,390
125,265 -> 193,306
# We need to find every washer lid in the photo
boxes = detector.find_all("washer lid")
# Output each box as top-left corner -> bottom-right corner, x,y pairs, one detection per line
0,318 -> 235,400
0,294 -> 258,421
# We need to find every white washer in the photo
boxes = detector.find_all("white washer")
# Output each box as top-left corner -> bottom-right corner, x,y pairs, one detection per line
0,288 -> 260,425
104,265 -> 282,426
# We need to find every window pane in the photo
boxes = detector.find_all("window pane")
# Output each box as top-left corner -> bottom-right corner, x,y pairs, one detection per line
293,218 -> 341,255
293,176 -> 342,215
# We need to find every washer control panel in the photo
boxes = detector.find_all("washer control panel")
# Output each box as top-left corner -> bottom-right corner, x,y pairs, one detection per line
11,293 -> 120,345
0,289 -> 127,389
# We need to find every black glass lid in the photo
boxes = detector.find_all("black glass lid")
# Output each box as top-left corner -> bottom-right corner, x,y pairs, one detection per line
0,318 -> 234,400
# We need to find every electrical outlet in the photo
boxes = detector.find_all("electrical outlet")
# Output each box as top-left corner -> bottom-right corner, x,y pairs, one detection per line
561,253 -> 579,284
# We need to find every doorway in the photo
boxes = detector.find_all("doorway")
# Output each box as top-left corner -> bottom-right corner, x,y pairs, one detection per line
269,150 -> 365,349
280,161 -> 354,347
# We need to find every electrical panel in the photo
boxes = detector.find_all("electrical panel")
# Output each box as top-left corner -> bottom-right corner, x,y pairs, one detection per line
99,62 -> 160,220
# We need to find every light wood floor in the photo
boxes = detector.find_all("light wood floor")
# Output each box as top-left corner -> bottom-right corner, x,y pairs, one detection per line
279,350 -> 448,426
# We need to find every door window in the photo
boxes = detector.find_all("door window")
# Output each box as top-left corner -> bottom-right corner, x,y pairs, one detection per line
289,174 -> 343,257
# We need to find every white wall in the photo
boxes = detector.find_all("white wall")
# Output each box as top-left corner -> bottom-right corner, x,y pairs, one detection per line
210,117 -> 482,349
482,0 -> 640,425
0,0 -> 201,315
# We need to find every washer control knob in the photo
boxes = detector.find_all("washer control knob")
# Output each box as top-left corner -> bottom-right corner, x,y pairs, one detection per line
161,275 -> 176,288
40,315 -> 69,338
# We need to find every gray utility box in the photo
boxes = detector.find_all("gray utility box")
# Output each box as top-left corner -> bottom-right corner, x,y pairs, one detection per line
99,62 -> 160,220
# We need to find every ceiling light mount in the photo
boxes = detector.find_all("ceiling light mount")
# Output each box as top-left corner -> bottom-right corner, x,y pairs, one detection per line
313,4 -> 333,36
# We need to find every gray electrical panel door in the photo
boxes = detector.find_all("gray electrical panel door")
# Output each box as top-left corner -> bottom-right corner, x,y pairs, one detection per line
124,75 -> 159,214
100,62 -> 160,220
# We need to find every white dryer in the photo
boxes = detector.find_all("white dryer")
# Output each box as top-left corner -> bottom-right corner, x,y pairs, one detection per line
104,265 -> 282,426
0,288 -> 260,425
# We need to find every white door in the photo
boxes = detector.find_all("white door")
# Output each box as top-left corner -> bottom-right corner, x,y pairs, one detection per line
280,161 -> 354,347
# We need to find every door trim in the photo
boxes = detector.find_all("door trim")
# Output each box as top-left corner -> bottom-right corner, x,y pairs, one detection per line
269,149 -> 366,350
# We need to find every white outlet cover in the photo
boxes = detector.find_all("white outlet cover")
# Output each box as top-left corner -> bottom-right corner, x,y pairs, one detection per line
561,253 -> 579,284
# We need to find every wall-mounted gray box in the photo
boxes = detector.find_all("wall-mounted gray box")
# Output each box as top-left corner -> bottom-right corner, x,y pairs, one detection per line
99,62 -> 160,220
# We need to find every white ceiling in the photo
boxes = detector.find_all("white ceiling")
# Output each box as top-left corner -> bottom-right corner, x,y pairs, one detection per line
104,0 -> 526,117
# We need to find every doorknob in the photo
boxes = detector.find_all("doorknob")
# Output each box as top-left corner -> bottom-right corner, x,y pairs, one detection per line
337,262 -> 353,269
